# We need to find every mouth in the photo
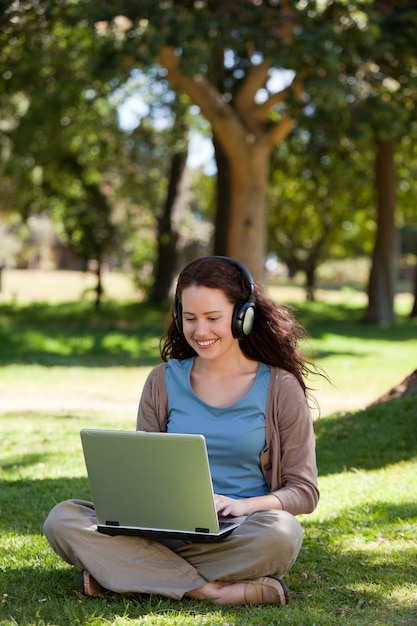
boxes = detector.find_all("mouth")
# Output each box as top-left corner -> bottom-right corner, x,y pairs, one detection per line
195,338 -> 218,348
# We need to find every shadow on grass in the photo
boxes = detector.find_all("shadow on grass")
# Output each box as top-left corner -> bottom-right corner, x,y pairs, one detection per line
316,395 -> 417,475
0,300 -> 169,367
0,477 -> 91,535
289,525 -> 417,624
2,502 -> 416,626
1,299 -> 416,368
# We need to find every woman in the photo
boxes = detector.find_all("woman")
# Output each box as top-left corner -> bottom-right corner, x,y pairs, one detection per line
44,256 -> 319,606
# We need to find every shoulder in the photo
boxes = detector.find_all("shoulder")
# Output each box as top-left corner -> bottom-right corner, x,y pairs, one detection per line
268,366 -> 305,395
266,366 -> 310,424
165,357 -> 194,376
141,362 -> 168,398
144,362 -> 167,386
145,358 -> 194,387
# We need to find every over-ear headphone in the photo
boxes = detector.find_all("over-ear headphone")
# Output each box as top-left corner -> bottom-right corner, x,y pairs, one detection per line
174,256 -> 256,340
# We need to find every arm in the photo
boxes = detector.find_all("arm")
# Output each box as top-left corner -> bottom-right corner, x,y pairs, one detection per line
266,369 -> 319,515
216,370 -> 319,519
214,493 -> 283,518
136,363 -> 168,432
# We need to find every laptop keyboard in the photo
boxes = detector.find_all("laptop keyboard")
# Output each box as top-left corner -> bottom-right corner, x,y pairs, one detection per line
218,519 -> 238,530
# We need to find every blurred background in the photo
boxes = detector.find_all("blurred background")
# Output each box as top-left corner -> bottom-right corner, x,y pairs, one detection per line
1,0 -> 416,320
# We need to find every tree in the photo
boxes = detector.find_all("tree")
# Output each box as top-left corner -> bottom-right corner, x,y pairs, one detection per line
90,0 -> 303,278
1,2 -> 172,304
93,0 -> 417,290
348,1 -> 417,322
0,5 -> 128,306
150,97 -> 190,303
5,0 -> 417,307
289,0 -> 417,322
398,127 -> 417,318
268,119 -> 374,300
361,1 -> 417,322
364,137 -> 399,322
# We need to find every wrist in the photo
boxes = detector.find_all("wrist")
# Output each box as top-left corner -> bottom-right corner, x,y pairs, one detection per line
246,494 -> 283,514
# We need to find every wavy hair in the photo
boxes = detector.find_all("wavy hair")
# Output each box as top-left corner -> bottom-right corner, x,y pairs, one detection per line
160,256 -> 314,395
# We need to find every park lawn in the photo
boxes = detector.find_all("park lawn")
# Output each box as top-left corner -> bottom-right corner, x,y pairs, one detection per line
1,395 -> 416,626
1,293 -> 417,625
0,295 -> 416,416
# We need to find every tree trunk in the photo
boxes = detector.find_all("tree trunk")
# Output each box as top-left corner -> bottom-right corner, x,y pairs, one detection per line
94,259 -> 104,312
304,265 -> 316,302
212,134 -> 231,256
150,148 -> 188,303
209,50 -> 230,257
227,141 -> 271,279
159,46 -> 294,280
410,263 -> 417,318
364,137 -> 398,323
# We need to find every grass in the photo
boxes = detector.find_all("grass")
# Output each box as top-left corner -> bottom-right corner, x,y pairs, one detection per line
1,289 -> 416,416
2,399 -> 416,625
1,270 -> 417,625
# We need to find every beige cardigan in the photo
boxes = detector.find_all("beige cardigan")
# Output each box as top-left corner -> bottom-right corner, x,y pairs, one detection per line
136,362 -> 319,517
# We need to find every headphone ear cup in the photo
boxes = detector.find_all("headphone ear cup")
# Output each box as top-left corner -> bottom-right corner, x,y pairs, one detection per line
232,302 -> 255,339
174,299 -> 183,333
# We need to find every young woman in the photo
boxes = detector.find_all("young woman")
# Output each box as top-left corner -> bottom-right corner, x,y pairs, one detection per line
44,256 -> 319,606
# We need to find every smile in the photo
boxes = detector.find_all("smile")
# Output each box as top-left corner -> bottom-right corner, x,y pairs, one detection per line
196,339 -> 218,347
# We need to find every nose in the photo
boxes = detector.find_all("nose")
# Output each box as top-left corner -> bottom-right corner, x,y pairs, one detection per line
194,318 -> 210,336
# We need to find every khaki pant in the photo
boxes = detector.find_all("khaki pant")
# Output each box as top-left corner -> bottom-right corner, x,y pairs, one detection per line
43,499 -> 304,599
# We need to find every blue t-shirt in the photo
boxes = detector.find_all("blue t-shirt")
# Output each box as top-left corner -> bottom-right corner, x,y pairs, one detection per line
165,358 -> 270,499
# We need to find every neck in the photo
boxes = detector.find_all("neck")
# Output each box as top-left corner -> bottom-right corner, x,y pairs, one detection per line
193,351 -> 256,376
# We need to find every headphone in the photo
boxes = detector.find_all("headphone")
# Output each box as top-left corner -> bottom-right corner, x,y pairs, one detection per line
173,256 -> 256,340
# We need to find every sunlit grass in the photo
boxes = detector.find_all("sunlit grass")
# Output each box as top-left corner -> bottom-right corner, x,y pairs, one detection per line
1,295 -> 416,417
1,396 -> 416,626
1,279 -> 417,625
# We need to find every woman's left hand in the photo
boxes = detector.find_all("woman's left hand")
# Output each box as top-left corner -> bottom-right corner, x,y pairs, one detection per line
214,492 -> 284,517
214,494 -> 249,517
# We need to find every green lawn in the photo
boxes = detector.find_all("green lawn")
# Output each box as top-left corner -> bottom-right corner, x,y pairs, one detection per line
1,294 -> 417,625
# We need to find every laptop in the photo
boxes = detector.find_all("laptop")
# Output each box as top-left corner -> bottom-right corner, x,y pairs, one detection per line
80,429 -> 245,542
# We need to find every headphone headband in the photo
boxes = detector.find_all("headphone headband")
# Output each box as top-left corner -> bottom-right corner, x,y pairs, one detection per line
174,256 -> 256,339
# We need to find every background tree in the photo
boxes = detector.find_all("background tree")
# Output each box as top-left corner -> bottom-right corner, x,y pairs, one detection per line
2,0 -> 417,319
397,122 -> 417,318
94,0 -> 417,289
293,1 -> 417,322
361,1 -> 417,322
92,0 -> 304,278
1,2 -> 192,302
268,122 -> 374,300
150,100 -> 190,304
0,4 -> 132,306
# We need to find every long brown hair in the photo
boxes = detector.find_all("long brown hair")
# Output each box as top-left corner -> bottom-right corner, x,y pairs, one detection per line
160,256 -> 312,394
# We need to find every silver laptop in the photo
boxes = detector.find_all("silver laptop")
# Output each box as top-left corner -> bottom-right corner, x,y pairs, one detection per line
80,429 -> 244,542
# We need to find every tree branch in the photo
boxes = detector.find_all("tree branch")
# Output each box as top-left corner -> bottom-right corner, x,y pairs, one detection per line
159,46 -> 247,155
234,60 -> 270,121
268,114 -> 294,146
252,87 -> 291,122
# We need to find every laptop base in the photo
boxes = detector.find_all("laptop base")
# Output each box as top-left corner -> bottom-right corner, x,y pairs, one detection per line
97,522 -> 239,543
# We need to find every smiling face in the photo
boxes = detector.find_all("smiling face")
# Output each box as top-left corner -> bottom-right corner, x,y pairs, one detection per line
181,285 -> 240,362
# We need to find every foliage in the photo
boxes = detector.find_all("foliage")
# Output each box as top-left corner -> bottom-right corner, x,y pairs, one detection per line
2,1 -> 417,306
1,3 -> 130,273
268,123 -> 376,296
0,2 -> 192,289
